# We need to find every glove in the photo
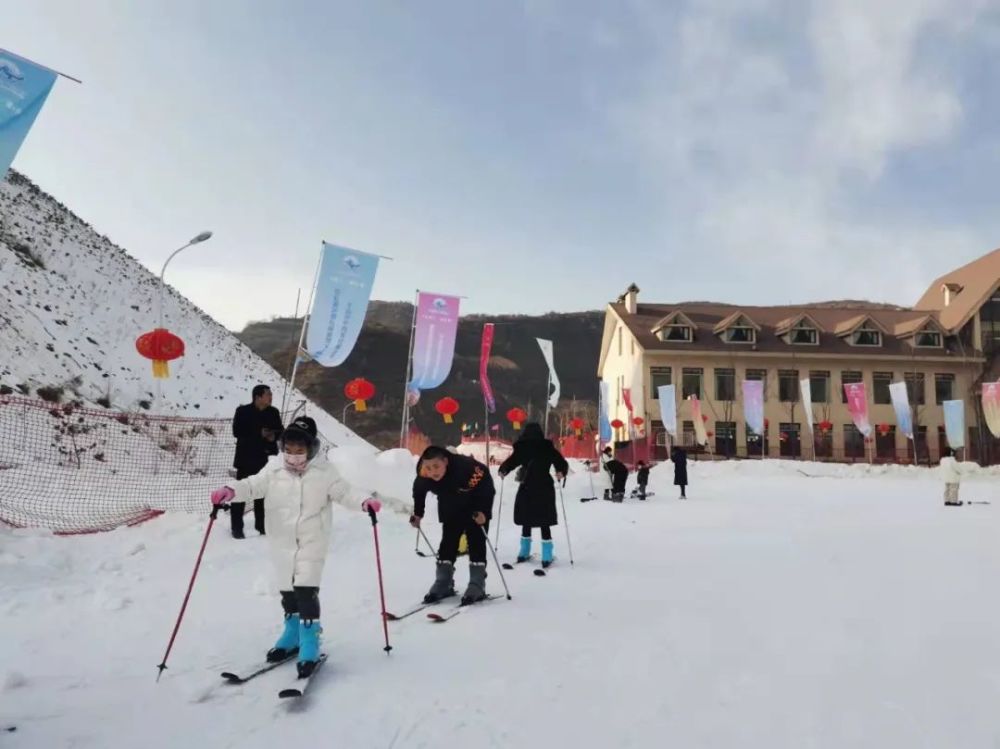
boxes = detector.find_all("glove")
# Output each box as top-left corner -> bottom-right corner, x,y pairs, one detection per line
361,498 -> 382,513
211,487 -> 235,505
409,514 -> 422,528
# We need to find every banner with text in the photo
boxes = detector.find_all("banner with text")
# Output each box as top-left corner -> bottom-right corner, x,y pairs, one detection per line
305,243 -> 379,367
844,382 -> 872,437
742,379 -> 764,436
480,323 -> 496,413
889,381 -> 913,440
408,292 -> 461,391
943,399 -> 965,449
0,51 -> 57,177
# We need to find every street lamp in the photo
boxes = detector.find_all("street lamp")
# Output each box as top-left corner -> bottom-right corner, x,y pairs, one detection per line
157,231 -> 213,329
342,400 -> 357,424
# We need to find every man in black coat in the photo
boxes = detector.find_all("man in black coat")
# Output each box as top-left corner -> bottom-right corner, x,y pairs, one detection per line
411,447 -> 495,605
671,446 -> 689,498
498,422 -> 568,567
230,384 -> 284,538
601,446 -> 629,502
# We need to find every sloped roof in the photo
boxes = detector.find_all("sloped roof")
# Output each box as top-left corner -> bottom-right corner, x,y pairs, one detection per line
612,301 -> 961,359
892,314 -> 943,338
914,247 -> 1000,331
832,314 -> 888,337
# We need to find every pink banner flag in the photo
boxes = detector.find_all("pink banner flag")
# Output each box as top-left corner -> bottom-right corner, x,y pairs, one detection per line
408,292 -> 460,391
689,396 -> 708,446
480,323 -> 496,413
983,382 -> 1000,438
623,388 -> 634,413
843,381 -> 872,437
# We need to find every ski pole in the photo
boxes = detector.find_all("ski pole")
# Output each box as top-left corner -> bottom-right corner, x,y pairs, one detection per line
558,480 -> 574,566
363,499 -> 392,654
494,476 -> 506,547
416,525 -> 439,560
481,524 -> 512,600
156,503 -> 226,681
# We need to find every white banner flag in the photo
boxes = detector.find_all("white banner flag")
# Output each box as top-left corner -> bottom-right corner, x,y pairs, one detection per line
536,338 -> 560,408
800,377 -> 814,434
657,384 -> 677,436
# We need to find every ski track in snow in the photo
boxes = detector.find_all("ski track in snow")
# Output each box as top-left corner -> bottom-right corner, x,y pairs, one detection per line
4,458 -> 1000,747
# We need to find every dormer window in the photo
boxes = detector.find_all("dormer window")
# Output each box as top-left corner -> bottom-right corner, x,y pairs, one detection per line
914,328 -> 942,348
852,323 -> 882,347
724,325 -> 755,343
659,325 -> 692,342
789,323 -> 818,345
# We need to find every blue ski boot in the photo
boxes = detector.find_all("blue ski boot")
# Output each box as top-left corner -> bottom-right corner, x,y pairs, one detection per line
517,536 -> 532,563
541,540 -> 554,568
266,613 -> 299,662
297,619 -> 323,678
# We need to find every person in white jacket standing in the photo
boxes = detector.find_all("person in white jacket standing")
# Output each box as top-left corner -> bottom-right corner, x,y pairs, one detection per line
939,448 -> 968,507
211,416 -> 362,677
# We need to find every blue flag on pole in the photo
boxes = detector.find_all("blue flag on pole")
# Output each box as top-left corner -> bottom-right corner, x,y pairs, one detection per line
943,400 -> 965,449
0,52 -> 57,178
599,381 -> 612,442
305,243 -> 379,367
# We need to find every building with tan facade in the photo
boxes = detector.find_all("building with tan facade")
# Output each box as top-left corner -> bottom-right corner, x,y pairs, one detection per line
597,249 -> 1000,463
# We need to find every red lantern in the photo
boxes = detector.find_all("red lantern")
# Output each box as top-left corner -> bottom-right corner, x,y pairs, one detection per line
507,407 -> 527,430
569,417 -> 585,438
701,414 -> 708,422
344,378 -> 375,412
135,328 -> 185,379
706,430 -> 714,438
877,422 -> 890,436
818,419 -> 833,434
764,418 -> 770,430
632,417 -> 644,427
435,397 -> 460,424
610,418 -> 625,431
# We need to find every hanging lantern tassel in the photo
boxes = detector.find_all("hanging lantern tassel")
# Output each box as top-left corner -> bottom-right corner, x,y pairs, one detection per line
136,328 -> 185,380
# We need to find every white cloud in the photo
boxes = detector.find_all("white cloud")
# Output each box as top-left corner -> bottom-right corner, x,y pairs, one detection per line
611,0 -> 997,306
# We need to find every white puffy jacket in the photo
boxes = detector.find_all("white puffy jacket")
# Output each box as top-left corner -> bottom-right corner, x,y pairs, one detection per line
939,456 -> 978,484
231,453 -> 354,588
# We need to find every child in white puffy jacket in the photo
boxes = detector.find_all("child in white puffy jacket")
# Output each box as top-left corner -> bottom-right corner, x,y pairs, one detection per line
939,448 -> 972,507
211,416 -> 371,677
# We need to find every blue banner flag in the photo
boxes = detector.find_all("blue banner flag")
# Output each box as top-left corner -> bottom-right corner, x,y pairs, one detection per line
943,400 -> 965,449
599,381 -> 612,442
305,243 -> 379,367
0,52 -> 57,177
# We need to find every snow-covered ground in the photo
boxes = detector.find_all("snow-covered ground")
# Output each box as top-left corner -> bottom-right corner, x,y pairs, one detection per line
4,457 -> 1000,748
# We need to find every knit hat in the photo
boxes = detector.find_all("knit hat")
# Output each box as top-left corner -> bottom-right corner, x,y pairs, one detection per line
282,416 -> 320,458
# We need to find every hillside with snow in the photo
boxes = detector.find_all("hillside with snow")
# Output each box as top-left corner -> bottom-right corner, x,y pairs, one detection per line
4,458 -> 1000,747
0,170 -> 362,448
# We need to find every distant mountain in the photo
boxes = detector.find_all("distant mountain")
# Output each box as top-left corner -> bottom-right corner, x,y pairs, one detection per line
237,303 -> 604,448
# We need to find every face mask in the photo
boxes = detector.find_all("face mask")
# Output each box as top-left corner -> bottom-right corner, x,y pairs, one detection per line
284,453 -> 308,472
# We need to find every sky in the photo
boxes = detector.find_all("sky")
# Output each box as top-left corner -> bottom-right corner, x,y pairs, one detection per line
6,0 -> 1000,331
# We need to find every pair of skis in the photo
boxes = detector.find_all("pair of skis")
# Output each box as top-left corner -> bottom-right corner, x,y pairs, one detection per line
384,593 -> 503,624
501,557 -> 552,577
220,652 -> 327,699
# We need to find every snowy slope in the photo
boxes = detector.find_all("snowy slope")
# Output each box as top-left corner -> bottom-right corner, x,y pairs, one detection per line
4,458 -> 1000,748
0,170 -> 362,447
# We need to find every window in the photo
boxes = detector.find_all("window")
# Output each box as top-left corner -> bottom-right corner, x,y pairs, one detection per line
875,425 -> 896,460
715,368 -> 736,401
789,322 -> 818,345
746,423 -> 768,456
915,425 -> 929,463
980,292 -> 1000,352
844,424 -> 866,459
682,420 -> 695,447
852,322 -> 882,347
841,371 -> 863,403
915,328 -> 942,348
779,423 -> 801,457
715,421 -> 737,456
809,371 -> 830,404
659,325 -> 692,342
746,369 -> 768,401
650,367 -> 672,397
904,372 -> 926,406
937,426 -> 947,462
682,368 -> 703,399
778,370 -> 799,402
873,372 -> 892,405
934,373 -> 954,405
725,326 -> 755,343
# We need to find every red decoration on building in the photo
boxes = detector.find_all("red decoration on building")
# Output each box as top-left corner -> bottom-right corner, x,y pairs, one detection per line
344,378 -> 375,412
818,419 -> 833,433
135,328 -> 185,379
569,417 -> 585,438
610,419 -> 625,431
632,417 -> 644,427
435,397 -> 460,424
877,422 -> 890,436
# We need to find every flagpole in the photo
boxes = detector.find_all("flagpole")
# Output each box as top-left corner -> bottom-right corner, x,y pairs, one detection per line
284,249 -> 324,417
399,290 -> 419,449
0,48 -> 83,84
544,371 -> 551,438
484,402 -> 491,466
279,287 -> 302,419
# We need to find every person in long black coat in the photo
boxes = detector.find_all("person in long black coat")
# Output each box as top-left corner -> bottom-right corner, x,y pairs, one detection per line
411,446 -> 496,604
231,384 -> 284,538
498,423 -> 568,568
671,446 -> 688,498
